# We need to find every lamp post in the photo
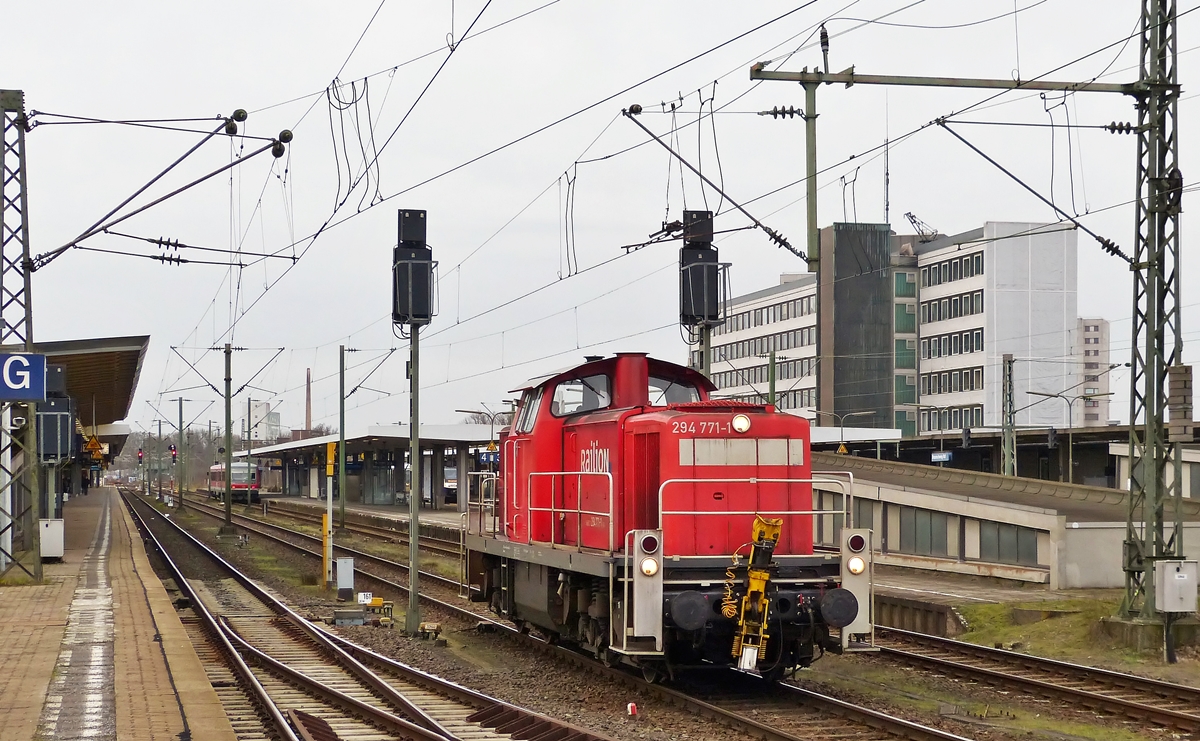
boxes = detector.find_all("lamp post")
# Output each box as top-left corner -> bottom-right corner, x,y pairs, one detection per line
897,404 -> 956,466
1026,391 -> 1115,483
811,410 -> 875,452
456,407 -> 505,498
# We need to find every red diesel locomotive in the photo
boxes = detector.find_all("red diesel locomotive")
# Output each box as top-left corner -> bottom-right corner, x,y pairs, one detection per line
464,353 -> 873,681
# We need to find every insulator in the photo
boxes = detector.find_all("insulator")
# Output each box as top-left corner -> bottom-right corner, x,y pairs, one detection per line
272,141 -> 286,158
225,119 -> 239,136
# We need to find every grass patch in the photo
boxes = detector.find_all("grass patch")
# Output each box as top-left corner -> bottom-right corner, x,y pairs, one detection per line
957,598 -> 1125,657
816,655 -> 1159,741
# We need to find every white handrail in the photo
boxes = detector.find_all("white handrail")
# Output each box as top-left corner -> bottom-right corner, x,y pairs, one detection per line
656,476 -> 852,553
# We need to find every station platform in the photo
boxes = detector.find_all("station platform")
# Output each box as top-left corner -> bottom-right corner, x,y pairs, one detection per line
0,487 -> 235,741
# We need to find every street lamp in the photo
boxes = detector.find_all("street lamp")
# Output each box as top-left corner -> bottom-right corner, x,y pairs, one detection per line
810,410 -> 875,452
1026,390 -> 1115,484
456,406 -> 506,500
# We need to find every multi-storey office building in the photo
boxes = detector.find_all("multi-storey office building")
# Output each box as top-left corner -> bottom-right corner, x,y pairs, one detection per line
1075,318 -> 1113,426
690,221 -> 1105,440
915,222 -> 1080,436
689,272 -> 820,413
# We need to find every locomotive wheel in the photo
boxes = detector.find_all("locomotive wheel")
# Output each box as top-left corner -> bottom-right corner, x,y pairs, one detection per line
641,664 -> 662,684
601,649 -> 619,668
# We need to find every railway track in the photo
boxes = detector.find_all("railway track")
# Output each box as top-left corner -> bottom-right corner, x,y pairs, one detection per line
878,625 -> 1200,734
184,497 -> 464,593
121,489 -> 611,741
154,490 -> 975,741
259,498 -> 465,558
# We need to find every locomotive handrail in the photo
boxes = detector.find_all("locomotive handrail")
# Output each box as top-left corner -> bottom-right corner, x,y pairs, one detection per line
812,470 -> 856,528
464,472 -> 498,536
526,471 -> 615,553
656,477 -> 852,552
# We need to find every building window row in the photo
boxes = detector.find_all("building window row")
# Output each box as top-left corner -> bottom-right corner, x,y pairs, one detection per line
1085,324 -> 1100,332
920,290 -> 983,324
706,326 -> 816,364
712,357 -> 816,389
1084,337 -> 1100,344
1084,349 -> 1099,357
719,388 -> 816,410
921,251 -> 983,288
920,405 -> 983,432
920,366 -> 984,396
714,295 -> 816,336
921,328 -> 984,359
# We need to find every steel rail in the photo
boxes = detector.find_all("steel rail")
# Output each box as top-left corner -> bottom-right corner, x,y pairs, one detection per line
119,491 -> 302,741
126,492 -> 458,738
218,618 -> 451,740
126,488 -> 616,741
187,498 -> 463,591
878,626 -> 1200,732
261,499 -> 462,556
153,492 -> 971,741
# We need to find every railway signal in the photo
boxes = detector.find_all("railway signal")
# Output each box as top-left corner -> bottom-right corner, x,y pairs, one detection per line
838,528 -> 873,651
394,208 -> 435,634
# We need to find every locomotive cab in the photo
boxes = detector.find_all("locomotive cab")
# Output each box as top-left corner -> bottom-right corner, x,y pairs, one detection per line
463,353 -> 873,681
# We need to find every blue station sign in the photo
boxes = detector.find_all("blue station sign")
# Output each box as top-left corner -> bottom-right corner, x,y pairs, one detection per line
0,353 -> 47,402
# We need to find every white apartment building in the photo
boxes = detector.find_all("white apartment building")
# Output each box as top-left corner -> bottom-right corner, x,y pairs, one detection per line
689,222 -> 1109,439
916,222 -> 1081,435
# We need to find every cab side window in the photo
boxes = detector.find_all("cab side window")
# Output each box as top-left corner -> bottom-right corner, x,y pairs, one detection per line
515,388 -> 543,433
551,375 -> 610,416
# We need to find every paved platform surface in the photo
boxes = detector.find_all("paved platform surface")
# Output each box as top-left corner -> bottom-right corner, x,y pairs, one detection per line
875,565 -> 1119,607
0,487 -> 236,741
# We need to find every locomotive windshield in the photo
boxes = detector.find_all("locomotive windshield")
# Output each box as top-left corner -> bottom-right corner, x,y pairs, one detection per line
550,374 -> 610,416
648,375 -> 700,406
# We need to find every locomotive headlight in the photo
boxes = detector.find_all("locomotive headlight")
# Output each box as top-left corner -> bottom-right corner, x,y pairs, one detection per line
846,555 -> 867,575
640,557 -> 660,576
731,414 -> 752,434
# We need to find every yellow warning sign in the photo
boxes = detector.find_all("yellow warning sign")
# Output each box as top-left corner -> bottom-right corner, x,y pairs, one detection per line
91,449 -> 103,460
486,440 -> 498,452
836,442 -> 848,455
85,435 -> 102,452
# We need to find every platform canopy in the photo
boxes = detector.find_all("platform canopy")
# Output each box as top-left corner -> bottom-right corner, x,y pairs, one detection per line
35,335 -> 150,425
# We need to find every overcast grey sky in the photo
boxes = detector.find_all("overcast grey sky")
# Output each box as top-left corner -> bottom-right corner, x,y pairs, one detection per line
8,0 -> 1198,433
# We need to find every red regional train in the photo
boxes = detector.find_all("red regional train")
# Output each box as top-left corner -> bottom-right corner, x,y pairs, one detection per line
207,462 -> 262,504
464,353 -> 874,682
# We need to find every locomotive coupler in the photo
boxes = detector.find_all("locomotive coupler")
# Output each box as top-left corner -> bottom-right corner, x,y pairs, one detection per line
732,515 -> 783,671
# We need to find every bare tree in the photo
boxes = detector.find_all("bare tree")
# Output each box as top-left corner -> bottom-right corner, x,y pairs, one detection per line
463,412 -> 513,426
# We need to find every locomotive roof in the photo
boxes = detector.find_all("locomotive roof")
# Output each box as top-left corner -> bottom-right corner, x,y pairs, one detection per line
510,353 -> 716,394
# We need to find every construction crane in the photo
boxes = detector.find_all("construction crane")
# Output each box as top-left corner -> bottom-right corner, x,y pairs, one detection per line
904,212 -> 938,243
